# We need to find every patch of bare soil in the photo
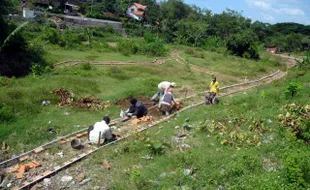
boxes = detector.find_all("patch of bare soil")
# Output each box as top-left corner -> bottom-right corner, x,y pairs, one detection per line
107,42 -> 117,48
115,96 -> 154,109
53,88 -> 108,110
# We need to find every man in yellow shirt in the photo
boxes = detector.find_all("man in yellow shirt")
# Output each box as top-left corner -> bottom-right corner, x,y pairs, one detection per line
206,76 -> 219,104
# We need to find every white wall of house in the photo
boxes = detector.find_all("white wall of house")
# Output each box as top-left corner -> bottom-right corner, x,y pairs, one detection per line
23,7 -> 35,18
128,5 -> 138,12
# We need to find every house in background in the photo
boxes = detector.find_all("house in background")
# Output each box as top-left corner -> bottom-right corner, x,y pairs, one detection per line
21,3 -> 42,18
23,7 -> 35,18
126,3 -> 147,21
266,45 -> 280,53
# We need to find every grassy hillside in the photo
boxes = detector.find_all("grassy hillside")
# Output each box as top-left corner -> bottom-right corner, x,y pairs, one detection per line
1,45 -> 309,188
65,67 -> 309,189
0,47 -> 283,155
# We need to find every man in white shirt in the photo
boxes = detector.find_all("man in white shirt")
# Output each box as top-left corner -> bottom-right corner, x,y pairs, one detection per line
88,116 -> 113,144
151,81 -> 176,104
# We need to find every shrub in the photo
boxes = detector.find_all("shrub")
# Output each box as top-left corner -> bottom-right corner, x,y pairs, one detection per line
227,30 -> 260,60
0,105 -> 15,123
284,82 -> 303,98
203,36 -> 227,51
42,27 -> 61,44
117,38 -> 138,56
296,50 -> 310,69
278,104 -> 310,142
80,62 -> 92,70
283,149 -> 310,187
139,40 -> 166,56
31,63 -> 50,76
184,48 -> 194,55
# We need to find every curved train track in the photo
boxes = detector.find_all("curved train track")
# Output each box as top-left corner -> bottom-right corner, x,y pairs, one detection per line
0,68 -> 288,190
1,49 -> 295,189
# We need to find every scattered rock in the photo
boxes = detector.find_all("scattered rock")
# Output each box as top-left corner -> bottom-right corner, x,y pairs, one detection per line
31,183 -> 43,190
64,112 -> 70,116
103,160 -> 112,170
177,132 -> 187,138
141,155 -> 153,160
173,136 -> 186,143
0,176 -> 8,188
183,169 -> 193,176
57,152 -> 64,158
180,144 -> 191,149
42,100 -> 51,106
43,178 -> 52,187
160,172 -> 167,178
79,178 -> 91,185
61,176 -> 73,182
175,126 -> 180,129
216,184 -> 225,190
74,173 -> 85,183
48,128 -> 57,134
181,186 -> 191,190
183,125 -> 192,131
7,183 -> 12,188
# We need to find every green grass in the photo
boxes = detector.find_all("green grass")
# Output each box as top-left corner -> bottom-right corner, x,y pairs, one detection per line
66,68 -> 310,189
2,46 -> 309,188
0,47 -> 290,155
45,49 -> 155,63
180,50 -> 286,79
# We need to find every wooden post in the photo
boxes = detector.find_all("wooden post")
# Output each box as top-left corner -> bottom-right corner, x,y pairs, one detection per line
97,132 -> 101,147
185,89 -> 188,99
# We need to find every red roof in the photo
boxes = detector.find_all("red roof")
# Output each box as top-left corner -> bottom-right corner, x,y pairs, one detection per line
134,11 -> 145,16
133,3 -> 147,10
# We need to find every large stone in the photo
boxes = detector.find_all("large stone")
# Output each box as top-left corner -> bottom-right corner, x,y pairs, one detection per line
43,178 -> 51,187
79,178 -> 90,185
61,176 -> 73,182
75,173 -> 85,182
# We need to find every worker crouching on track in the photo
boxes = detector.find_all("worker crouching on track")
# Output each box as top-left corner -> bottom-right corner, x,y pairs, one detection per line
88,116 -> 115,145
152,81 -> 176,105
159,88 -> 179,116
206,75 -> 220,104
126,98 -> 148,118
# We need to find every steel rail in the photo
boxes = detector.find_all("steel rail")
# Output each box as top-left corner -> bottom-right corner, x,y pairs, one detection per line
0,70 -> 283,168
15,69 -> 287,190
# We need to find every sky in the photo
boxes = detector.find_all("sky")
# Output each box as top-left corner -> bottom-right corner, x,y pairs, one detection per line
183,0 -> 310,25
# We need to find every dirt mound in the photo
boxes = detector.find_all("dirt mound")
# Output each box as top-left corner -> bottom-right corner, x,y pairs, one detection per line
72,96 -> 105,110
53,88 -> 107,110
115,96 -> 153,108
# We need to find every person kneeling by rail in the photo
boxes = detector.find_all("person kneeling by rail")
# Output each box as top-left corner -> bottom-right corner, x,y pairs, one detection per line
88,116 -> 116,145
126,98 -> 148,118
159,88 -> 179,116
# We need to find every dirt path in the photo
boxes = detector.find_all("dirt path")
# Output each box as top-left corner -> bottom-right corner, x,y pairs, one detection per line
53,50 -> 248,83
169,50 -> 246,82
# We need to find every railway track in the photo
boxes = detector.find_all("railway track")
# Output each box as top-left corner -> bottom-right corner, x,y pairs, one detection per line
0,69 -> 287,190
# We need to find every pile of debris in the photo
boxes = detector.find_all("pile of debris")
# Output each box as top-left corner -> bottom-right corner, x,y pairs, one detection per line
72,96 -> 105,110
130,116 -> 153,125
49,16 -> 63,28
10,161 -> 40,179
53,88 -> 74,106
53,88 -> 108,110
